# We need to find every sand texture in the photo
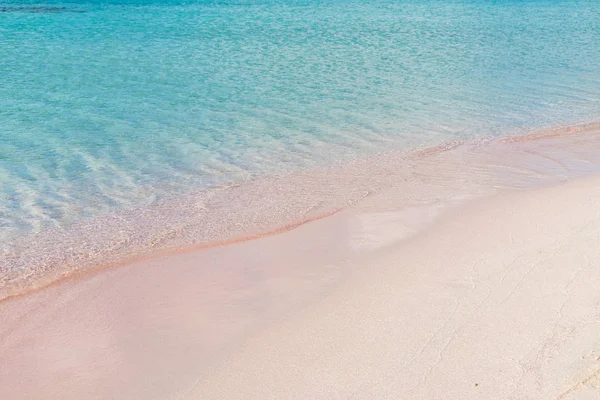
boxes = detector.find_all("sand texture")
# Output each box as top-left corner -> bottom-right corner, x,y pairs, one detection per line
191,176 -> 600,399
2,170 -> 600,399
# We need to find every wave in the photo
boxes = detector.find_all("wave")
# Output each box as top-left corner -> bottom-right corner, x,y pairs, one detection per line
2,122 -> 600,302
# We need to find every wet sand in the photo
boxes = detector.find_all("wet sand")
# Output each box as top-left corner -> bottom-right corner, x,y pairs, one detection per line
2,128 -> 600,399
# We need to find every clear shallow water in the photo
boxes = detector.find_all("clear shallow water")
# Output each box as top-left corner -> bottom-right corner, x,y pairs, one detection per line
1,0 -> 600,293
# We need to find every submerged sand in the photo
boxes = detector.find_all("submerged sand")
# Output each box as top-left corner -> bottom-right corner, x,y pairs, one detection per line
2,129 -> 600,399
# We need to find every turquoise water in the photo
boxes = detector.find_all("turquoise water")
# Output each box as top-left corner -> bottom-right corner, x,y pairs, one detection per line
1,0 -> 600,288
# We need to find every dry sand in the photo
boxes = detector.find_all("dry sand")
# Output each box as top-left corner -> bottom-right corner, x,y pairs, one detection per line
189,175 -> 600,400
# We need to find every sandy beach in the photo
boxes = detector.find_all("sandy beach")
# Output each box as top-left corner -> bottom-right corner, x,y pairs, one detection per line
2,134 -> 600,399
4,1 -> 600,398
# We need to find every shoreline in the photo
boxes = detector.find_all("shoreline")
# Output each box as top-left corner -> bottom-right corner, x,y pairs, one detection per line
2,122 -> 600,302
2,166 -> 600,399
0,206 -> 345,305
1,124 -> 600,398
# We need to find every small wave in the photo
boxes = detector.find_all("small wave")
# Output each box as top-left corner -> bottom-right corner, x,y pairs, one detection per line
2,122 -> 600,302
499,122 -> 600,143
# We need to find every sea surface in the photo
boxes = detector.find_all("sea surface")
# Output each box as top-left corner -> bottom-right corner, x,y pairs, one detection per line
1,0 -> 600,296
